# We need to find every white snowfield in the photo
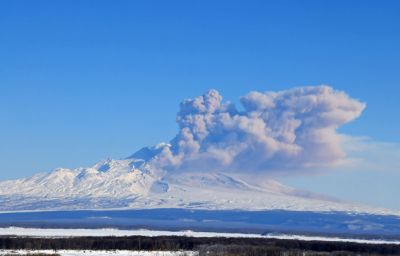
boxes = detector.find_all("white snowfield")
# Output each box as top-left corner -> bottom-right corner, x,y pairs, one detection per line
0,227 -> 263,238
0,250 -> 197,256
0,145 -> 398,215
0,227 -> 399,245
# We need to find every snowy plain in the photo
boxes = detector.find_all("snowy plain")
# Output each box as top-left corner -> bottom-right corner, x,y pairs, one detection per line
0,227 -> 263,238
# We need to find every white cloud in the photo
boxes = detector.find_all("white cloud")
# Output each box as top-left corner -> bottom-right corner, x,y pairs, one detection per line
341,136 -> 400,173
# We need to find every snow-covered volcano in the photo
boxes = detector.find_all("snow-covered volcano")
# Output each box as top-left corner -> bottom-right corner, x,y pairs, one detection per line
0,145 -> 396,216
0,87 -> 397,216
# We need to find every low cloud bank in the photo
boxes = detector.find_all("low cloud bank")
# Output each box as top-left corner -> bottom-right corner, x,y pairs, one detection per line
147,86 -> 366,174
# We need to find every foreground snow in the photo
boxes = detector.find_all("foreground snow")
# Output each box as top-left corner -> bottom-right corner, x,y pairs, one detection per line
1,227 -> 400,245
0,250 -> 197,256
0,227 -> 262,238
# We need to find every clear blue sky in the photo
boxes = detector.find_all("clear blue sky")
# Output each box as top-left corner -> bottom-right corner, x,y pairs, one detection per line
1,1 -> 399,209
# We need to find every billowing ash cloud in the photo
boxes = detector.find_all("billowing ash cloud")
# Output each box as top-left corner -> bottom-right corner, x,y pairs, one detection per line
148,86 -> 366,173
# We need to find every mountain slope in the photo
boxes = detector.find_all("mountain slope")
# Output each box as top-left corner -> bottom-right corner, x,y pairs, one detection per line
0,148 -> 397,215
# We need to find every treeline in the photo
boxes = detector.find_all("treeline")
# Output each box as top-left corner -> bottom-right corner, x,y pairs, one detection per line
197,244 -> 394,256
0,236 -> 399,255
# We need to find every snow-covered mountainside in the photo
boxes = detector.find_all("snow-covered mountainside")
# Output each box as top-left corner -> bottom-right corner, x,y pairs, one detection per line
0,145 -> 397,215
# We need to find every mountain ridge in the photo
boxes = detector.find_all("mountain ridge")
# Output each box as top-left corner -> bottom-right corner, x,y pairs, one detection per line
0,146 -> 398,216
